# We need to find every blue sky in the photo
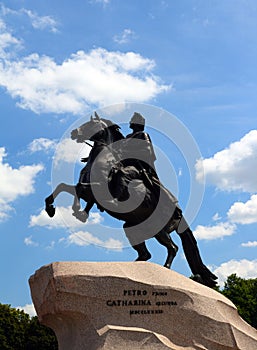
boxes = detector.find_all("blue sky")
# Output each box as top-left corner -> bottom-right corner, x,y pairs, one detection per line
1,0 -> 257,316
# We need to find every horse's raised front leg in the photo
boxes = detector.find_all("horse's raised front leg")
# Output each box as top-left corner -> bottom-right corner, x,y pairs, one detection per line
70,183 -> 95,222
72,200 -> 94,223
45,183 -> 77,218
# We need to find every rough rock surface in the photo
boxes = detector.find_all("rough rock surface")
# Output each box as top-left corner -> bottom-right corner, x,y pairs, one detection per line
29,262 -> 257,350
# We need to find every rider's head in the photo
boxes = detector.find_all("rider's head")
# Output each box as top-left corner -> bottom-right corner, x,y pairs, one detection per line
129,112 -> 145,131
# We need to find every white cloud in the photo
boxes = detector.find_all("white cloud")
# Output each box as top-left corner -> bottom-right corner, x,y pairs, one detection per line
227,194 -> 257,224
241,241 -> 257,247
53,138 -> 91,165
193,221 -> 236,240
22,9 -> 59,33
90,0 -> 110,5
0,31 -> 21,54
0,4 -> 15,16
29,206 -> 103,230
16,303 -> 36,317
28,137 -> 57,153
46,240 -> 55,250
24,235 -> 39,247
0,200 -> 13,221
0,45 -> 170,114
0,19 -> 22,58
213,259 -> 257,288
67,230 -> 123,250
0,148 -> 43,201
1,5 -> 59,33
0,147 -> 43,220
30,207 -> 124,250
113,29 -> 135,44
212,212 -> 222,221
196,130 -> 257,193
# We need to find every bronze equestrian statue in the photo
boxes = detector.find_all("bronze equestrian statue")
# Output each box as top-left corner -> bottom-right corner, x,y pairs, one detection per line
45,112 -> 217,288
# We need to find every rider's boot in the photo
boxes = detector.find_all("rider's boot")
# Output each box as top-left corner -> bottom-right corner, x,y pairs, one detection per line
132,242 -> 151,261
178,228 -> 217,287
155,230 -> 178,269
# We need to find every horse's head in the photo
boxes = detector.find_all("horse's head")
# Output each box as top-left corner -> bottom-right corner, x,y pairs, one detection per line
71,112 -> 122,144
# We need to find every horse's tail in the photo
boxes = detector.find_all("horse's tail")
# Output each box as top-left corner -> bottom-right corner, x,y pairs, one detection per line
177,222 -> 218,287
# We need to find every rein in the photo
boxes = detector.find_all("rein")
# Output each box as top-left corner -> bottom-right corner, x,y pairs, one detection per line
83,133 -> 120,163
84,141 -> 93,148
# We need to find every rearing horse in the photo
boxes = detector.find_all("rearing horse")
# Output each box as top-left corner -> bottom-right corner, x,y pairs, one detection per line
45,113 -> 217,287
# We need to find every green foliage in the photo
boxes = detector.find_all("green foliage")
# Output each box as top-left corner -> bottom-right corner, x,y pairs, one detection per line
0,304 -> 58,350
221,273 -> 257,329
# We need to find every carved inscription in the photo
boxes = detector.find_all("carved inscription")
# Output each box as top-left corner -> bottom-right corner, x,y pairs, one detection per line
106,289 -> 177,316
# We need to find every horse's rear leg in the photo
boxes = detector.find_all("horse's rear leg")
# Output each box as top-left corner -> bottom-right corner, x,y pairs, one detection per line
123,222 -> 151,262
132,242 -> 151,261
155,230 -> 178,269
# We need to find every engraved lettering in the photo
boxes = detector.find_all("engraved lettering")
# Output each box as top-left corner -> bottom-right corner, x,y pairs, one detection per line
130,309 -> 164,315
123,289 -> 148,296
156,301 -> 177,306
107,299 -> 152,307
152,291 -> 167,296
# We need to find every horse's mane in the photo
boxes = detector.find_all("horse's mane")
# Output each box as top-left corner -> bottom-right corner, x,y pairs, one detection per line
101,118 -> 125,141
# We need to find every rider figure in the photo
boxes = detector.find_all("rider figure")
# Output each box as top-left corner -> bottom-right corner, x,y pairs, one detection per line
122,112 -> 181,265
122,112 -> 158,187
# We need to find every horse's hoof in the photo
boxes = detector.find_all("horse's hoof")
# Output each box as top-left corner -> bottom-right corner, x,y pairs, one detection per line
164,263 -> 172,269
45,204 -> 55,217
72,211 -> 88,223
135,252 -> 151,261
